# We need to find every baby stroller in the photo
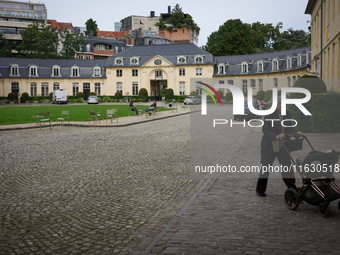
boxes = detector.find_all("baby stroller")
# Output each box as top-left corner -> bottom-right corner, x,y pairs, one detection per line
280,134 -> 340,217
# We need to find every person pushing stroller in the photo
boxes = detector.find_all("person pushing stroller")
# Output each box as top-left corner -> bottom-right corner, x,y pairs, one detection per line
256,96 -> 304,197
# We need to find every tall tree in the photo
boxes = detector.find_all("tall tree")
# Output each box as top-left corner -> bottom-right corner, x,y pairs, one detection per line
85,18 -> 98,37
168,4 -> 186,28
0,32 -> 12,57
60,29 -> 86,59
250,22 -> 282,52
274,28 -> 310,51
16,21 -> 60,58
204,19 -> 254,56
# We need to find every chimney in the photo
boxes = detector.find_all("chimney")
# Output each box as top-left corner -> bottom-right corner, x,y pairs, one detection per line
150,11 -> 155,17
168,5 -> 171,14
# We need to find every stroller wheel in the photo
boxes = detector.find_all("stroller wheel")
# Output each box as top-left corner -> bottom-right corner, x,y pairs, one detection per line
318,203 -> 328,217
284,188 -> 299,210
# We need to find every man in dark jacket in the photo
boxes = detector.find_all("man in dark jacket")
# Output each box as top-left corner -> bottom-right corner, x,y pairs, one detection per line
256,96 -> 303,197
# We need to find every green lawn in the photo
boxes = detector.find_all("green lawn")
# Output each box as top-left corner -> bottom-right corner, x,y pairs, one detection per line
0,104 -> 167,125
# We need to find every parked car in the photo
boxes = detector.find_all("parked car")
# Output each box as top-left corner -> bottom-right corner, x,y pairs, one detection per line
259,100 -> 268,110
233,97 -> 261,120
184,96 -> 201,105
52,89 -> 68,104
88,96 -> 99,104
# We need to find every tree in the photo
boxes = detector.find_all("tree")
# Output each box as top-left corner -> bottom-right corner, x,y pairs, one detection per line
16,21 -> 60,58
60,29 -> 86,59
168,4 -> 186,28
250,22 -> 282,52
274,28 -> 310,51
0,32 -> 12,57
204,19 -> 254,56
85,18 -> 98,37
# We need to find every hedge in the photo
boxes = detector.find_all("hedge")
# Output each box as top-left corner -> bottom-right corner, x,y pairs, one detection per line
311,92 -> 340,133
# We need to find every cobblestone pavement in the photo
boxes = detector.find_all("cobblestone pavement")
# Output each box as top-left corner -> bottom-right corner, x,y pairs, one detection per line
0,113 -> 251,255
156,131 -> 340,255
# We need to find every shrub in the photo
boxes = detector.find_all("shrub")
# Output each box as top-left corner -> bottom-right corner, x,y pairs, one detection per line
138,88 -> 149,102
115,92 -> 122,99
216,90 -> 224,99
76,92 -> 84,99
8,92 -> 17,101
89,92 -> 96,96
77,98 -> 84,103
256,90 -> 265,101
288,75 -> 327,132
49,92 -> 53,101
311,92 -> 340,133
264,90 -> 273,102
225,92 -> 233,101
165,89 -> 174,101
21,92 -> 30,103
190,91 -> 198,96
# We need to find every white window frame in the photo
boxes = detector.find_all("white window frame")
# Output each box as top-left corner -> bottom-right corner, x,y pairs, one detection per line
179,81 -> 185,95
241,62 -> 248,73
272,59 -> 279,71
297,54 -> 302,66
53,82 -> 59,91
29,65 -> 38,77
10,64 -> 19,76
130,57 -> 139,65
115,58 -> 124,65
95,82 -> 101,95
116,69 -> 122,77
41,82 -> 49,96
177,55 -> 187,64
52,65 -> 61,77
257,61 -> 263,72
258,79 -> 263,91
116,82 -> 123,93
72,83 -> 79,96
287,57 -> 292,69
179,68 -> 185,76
287,77 -> 291,87
155,70 -> 162,79
218,64 -> 225,74
194,55 -> 204,64
93,66 -> 101,77
242,80 -> 247,93
132,82 -> 138,96
132,69 -> 138,77
273,78 -> 278,88
251,79 -> 256,88
30,82 -> 37,96
71,66 -> 80,77
196,68 -> 202,76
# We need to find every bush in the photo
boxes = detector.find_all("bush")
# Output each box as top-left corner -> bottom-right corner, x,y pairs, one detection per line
311,92 -> 340,133
89,92 -> 96,96
8,92 -> 17,101
190,91 -> 198,96
115,92 -> 122,99
165,89 -> 174,101
288,75 -> 327,132
20,92 -> 30,103
225,92 -> 233,101
216,90 -> 224,99
76,92 -> 84,99
138,88 -> 148,102
264,90 -> 273,102
49,92 -> 53,101
256,90 -> 265,101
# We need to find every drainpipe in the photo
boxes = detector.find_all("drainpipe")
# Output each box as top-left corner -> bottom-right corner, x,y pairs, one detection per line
2,78 -> 4,97
320,0 -> 323,78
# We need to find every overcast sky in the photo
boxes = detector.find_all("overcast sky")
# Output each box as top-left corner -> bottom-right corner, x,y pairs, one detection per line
41,0 -> 311,46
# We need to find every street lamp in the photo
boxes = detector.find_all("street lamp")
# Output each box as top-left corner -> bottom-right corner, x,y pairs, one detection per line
306,64 -> 315,74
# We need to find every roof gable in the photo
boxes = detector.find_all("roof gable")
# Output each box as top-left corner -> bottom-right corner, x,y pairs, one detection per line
142,55 -> 174,68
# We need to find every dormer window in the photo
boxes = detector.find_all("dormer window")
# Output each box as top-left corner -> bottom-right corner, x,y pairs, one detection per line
115,58 -> 123,65
287,57 -> 292,69
194,55 -> 204,64
71,66 -> 80,77
297,54 -> 302,66
130,57 -> 139,65
257,61 -> 263,72
177,56 -> 186,64
52,65 -> 61,77
218,64 -> 225,74
93,66 -> 101,77
241,62 -> 248,73
10,64 -> 19,76
29,65 -> 38,77
272,59 -> 279,71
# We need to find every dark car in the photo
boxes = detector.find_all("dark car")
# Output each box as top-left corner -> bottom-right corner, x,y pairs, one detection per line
233,97 -> 261,120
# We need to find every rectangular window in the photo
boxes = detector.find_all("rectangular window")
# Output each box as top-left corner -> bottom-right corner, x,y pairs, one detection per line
116,70 -> 122,77
95,83 -> 101,95
73,83 -> 79,96
96,44 -> 105,50
179,81 -> 185,95
78,55 -> 84,59
242,80 -> 247,93
53,83 -> 59,91
72,67 -> 79,77
132,69 -> 138,77
83,82 -> 90,90
219,80 -> 225,84
116,82 -> 123,93
132,82 -> 138,96
258,79 -> 263,91
41,83 -> 49,96
155,70 -> 162,79
179,68 -> 185,76
11,82 -> 19,91
251,79 -> 256,88
242,63 -> 248,73
30,83 -> 37,96
258,62 -> 263,72
273,78 -> 278,87
228,80 -> 234,85
30,67 -> 37,76
94,67 -> 101,77
196,68 -> 202,76
86,56 -> 91,59
53,67 -> 60,76
287,77 -> 291,87
11,66 -> 19,76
